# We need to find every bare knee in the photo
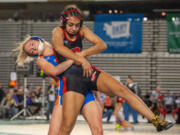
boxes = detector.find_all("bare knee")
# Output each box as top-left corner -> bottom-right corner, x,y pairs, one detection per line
116,85 -> 135,100
90,125 -> 103,135
59,124 -> 73,135
59,121 -> 74,134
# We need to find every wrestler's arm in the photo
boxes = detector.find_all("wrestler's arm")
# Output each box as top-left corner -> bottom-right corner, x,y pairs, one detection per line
52,27 -> 93,77
80,26 -> 107,57
52,27 -> 88,64
37,57 -> 73,76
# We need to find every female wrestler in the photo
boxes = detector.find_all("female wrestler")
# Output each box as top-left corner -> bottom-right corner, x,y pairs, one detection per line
52,5 -> 174,135
15,36 -> 103,135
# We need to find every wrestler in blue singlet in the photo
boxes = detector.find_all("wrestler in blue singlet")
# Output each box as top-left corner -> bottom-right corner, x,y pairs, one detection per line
42,54 -> 95,106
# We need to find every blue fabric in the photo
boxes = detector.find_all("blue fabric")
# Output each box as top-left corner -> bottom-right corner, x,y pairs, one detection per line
82,91 -> 95,106
103,109 -> 114,122
31,36 -> 44,42
43,54 -> 95,107
123,101 -> 138,123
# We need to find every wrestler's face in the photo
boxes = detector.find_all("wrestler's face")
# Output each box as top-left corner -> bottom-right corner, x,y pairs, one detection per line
24,40 -> 39,56
65,16 -> 81,36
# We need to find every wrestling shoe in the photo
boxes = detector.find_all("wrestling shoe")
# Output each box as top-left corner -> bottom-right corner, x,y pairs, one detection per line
151,115 -> 174,132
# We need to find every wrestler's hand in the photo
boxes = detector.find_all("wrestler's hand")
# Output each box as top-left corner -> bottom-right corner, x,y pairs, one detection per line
74,52 -> 92,77
74,60 -> 82,66
76,51 -> 89,59
74,52 -> 86,65
81,60 -> 93,77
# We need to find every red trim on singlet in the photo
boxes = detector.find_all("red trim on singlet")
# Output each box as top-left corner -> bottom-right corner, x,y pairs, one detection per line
51,76 -> 59,83
59,26 -> 78,42
91,64 -> 102,72
53,49 -> 60,64
62,76 -> 67,94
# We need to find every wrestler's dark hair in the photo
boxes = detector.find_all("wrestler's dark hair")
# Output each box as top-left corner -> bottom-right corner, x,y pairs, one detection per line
60,5 -> 83,29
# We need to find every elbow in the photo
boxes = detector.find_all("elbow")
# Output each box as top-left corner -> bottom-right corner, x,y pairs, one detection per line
101,42 -> 107,51
51,70 -> 59,77
54,46 -> 63,53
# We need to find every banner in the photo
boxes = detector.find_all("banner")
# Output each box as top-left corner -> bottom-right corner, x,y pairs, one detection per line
94,14 -> 144,53
167,14 -> 180,53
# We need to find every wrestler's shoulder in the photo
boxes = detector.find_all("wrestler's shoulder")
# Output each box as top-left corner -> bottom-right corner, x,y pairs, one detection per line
80,26 -> 89,32
52,27 -> 64,35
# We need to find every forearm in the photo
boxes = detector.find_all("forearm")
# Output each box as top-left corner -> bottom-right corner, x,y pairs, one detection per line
55,59 -> 73,75
38,58 -> 73,77
82,42 -> 107,57
55,46 -> 86,64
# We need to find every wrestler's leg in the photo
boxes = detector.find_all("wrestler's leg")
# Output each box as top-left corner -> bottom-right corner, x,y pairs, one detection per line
82,100 -> 103,135
48,105 -> 62,135
96,72 -> 174,131
58,91 -> 85,135
97,72 -> 155,121
117,116 -> 133,129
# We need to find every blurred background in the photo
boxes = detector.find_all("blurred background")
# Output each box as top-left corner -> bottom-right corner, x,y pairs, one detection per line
0,0 -> 180,128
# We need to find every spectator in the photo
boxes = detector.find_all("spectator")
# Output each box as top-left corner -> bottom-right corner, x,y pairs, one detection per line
102,96 -> 115,122
29,91 -> 42,115
150,102 -> 160,116
16,86 -> 24,111
0,84 -> 5,103
164,91 -> 175,114
46,83 -> 56,120
114,97 -> 133,130
157,101 -> 167,121
34,86 -> 42,103
143,91 -> 152,108
171,96 -> 180,124
0,93 -> 17,119
150,86 -> 163,102
123,75 -> 141,123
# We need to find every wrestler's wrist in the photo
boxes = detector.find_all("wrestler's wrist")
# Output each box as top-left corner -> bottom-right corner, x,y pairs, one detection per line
79,56 -> 87,64
81,51 -> 87,57
69,59 -> 74,64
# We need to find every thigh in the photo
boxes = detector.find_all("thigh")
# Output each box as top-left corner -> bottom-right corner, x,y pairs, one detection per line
62,91 -> 85,128
97,72 -> 133,98
48,105 -> 62,135
82,100 -> 102,130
